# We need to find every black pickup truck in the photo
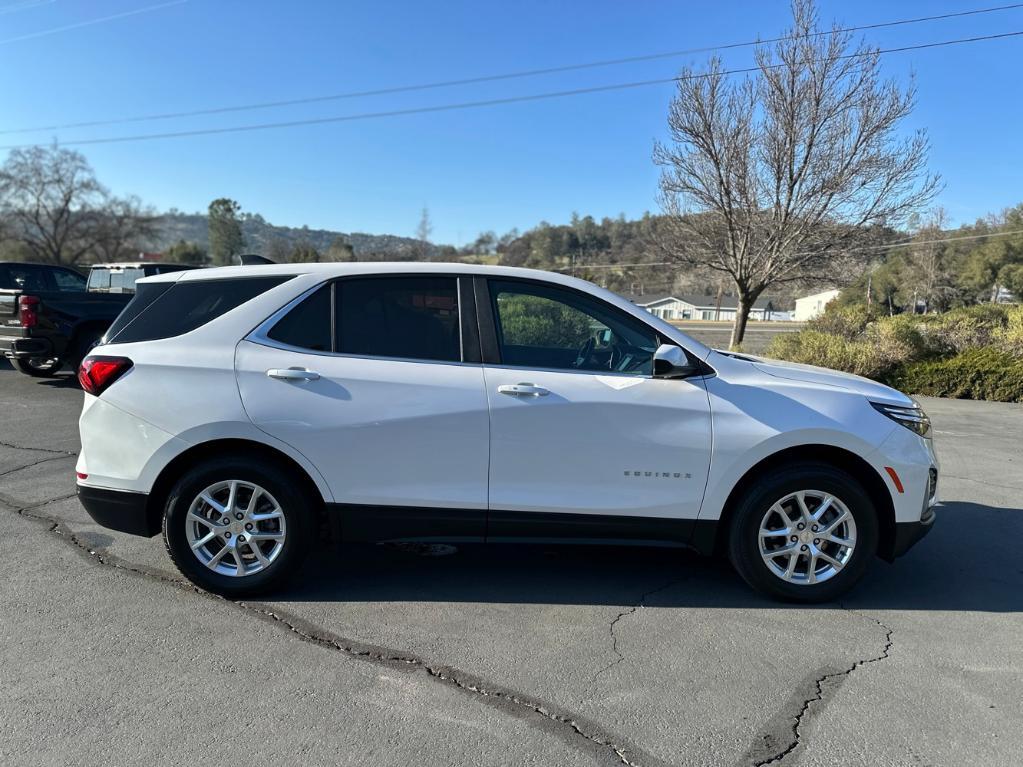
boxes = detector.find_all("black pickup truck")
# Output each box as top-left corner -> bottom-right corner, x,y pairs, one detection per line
0,261 -> 196,377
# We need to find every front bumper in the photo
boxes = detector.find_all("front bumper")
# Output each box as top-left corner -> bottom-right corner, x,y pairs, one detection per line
889,505 -> 936,559
77,484 -> 159,537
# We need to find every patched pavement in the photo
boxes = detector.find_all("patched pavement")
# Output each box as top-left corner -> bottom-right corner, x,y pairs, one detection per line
1,357 -> 1020,766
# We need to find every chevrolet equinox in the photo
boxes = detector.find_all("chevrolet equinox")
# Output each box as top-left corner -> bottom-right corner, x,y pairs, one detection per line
76,263 -> 937,602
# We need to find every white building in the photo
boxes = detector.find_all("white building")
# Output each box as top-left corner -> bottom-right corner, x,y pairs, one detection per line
793,289 -> 841,321
624,293 -> 778,321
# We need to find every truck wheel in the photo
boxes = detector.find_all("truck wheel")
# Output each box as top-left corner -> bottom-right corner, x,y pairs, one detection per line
69,331 -> 104,369
10,357 -> 64,377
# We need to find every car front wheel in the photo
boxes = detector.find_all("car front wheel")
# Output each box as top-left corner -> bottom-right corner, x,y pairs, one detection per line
728,462 -> 879,603
162,457 -> 313,596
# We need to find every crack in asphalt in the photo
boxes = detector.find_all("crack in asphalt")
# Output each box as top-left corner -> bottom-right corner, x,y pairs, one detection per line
3,489 -> 672,767
749,608 -> 895,767
0,439 -> 77,456
0,452 -> 77,478
586,577 -> 688,689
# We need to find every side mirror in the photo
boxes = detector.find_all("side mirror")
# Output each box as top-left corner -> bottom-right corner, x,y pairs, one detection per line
653,344 -> 698,379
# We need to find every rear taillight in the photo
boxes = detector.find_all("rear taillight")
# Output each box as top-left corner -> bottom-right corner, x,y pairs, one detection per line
78,356 -> 133,396
19,295 -> 39,328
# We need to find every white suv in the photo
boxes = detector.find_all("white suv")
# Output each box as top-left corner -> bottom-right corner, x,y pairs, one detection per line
76,263 -> 937,602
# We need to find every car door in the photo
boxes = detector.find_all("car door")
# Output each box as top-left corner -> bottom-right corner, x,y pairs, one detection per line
236,275 -> 491,540
479,277 -> 712,539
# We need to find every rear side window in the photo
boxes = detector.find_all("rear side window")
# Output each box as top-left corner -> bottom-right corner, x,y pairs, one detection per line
267,284 -> 332,352
108,276 -> 290,344
336,277 -> 460,362
52,269 -> 86,291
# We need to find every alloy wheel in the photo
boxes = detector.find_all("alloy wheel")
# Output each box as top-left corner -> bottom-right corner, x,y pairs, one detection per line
184,480 -> 287,577
758,490 -> 857,585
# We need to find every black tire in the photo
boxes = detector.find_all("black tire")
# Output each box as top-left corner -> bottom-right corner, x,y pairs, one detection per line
727,462 -> 878,603
69,330 -> 104,369
10,357 -> 64,377
162,456 -> 314,596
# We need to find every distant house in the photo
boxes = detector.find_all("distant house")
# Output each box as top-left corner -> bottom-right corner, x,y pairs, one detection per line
793,289 -> 841,321
623,293 -> 778,321
995,286 -> 1017,304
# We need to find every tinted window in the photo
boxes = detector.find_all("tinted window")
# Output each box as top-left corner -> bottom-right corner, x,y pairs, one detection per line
7,265 -> 47,292
52,269 -> 86,291
490,280 -> 657,375
336,277 -> 460,362
108,277 -> 290,344
267,284 -> 332,352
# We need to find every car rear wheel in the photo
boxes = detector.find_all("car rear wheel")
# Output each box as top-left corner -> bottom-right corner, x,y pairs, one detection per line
728,462 -> 878,603
10,357 -> 63,377
162,457 -> 313,596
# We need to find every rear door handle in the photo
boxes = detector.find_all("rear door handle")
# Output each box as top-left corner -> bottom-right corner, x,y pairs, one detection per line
267,367 -> 320,382
497,383 -> 549,397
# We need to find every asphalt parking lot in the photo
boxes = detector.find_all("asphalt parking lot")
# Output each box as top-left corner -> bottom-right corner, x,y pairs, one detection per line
1,358 -> 1020,767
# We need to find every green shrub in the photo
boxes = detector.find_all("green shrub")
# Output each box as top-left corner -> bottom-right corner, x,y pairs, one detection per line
764,330 -> 898,379
865,314 -> 928,360
994,304 -> 1023,357
768,302 -> 1023,401
886,348 -> 1023,402
917,304 -> 1009,355
808,304 -> 874,340
766,313 -> 922,379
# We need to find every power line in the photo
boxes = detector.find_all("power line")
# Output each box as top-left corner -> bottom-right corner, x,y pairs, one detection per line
4,29 -> 1021,150
0,0 -> 57,16
2,2 -> 1021,135
0,0 -> 186,46
554,229 -> 1023,272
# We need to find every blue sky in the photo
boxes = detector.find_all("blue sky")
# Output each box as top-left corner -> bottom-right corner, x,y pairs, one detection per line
1,0 -> 1021,244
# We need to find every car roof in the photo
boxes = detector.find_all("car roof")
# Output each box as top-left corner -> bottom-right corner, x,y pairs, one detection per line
90,262 -> 198,269
140,261 -> 585,287
136,261 -> 714,359
0,261 -> 79,270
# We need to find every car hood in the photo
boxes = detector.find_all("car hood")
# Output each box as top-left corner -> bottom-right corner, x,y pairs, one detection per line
741,355 -> 915,406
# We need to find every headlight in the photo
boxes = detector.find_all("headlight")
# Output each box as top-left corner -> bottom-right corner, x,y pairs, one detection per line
871,401 -> 932,438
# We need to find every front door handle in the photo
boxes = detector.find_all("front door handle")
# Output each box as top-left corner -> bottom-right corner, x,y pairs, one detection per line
498,383 -> 549,397
267,367 -> 320,382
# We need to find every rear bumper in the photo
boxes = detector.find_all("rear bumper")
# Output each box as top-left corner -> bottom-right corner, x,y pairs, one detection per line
889,505 -> 936,559
2,335 -> 57,359
77,484 -> 159,537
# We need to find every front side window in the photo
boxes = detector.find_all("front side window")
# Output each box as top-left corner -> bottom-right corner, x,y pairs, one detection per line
336,277 -> 460,362
490,280 -> 657,375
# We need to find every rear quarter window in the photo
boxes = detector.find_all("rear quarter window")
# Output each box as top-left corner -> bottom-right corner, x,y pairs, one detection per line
107,276 -> 291,344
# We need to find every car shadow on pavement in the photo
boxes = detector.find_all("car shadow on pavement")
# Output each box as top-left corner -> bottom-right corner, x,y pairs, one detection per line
272,500 -> 1022,612
0,357 -> 79,386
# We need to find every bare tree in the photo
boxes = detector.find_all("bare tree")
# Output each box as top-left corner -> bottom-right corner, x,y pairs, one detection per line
0,145 -> 108,265
654,0 -> 939,347
263,237 -> 291,264
414,207 -> 433,260
92,195 -> 159,263
904,207 -> 952,312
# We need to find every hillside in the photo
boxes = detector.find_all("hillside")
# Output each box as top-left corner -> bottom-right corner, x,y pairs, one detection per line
150,212 -> 438,259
